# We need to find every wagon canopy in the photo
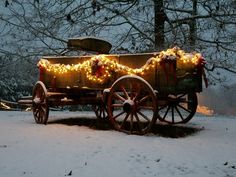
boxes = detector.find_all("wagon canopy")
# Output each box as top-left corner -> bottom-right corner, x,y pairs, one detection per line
67,37 -> 112,54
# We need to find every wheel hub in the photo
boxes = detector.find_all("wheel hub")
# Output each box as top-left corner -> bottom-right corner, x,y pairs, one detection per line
123,99 -> 135,113
168,96 -> 181,106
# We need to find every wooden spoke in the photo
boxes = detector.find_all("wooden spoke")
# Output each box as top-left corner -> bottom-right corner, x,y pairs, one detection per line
177,104 -> 192,113
162,105 -> 170,120
174,106 -> 184,121
134,112 -> 143,131
138,95 -> 150,104
130,114 -> 134,134
113,92 -> 126,102
120,113 -> 130,129
137,111 -> 151,123
120,85 -> 129,99
111,104 -> 123,108
133,85 -> 141,101
171,106 -> 174,123
113,111 -> 126,119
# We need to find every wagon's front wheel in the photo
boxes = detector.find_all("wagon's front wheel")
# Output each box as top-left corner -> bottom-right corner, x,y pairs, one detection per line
32,81 -> 49,124
107,75 -> 157,135
158,93 -> 197,124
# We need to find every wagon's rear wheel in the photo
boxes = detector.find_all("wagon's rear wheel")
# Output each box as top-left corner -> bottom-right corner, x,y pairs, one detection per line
107,75 -> 157,135
158,93 -> 197,124
32,81 -> 49,124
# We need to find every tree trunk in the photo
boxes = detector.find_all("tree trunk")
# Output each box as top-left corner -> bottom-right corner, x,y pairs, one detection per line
189,0 -> 197,47
154,0 -> 165,50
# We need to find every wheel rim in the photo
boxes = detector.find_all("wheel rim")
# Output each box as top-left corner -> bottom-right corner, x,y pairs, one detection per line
107,76 -> 157,135
158,93 -> 197,124
32,81 -> 49,124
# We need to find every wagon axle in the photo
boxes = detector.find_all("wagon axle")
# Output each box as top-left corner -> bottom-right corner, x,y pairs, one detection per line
167,95 -> 185,106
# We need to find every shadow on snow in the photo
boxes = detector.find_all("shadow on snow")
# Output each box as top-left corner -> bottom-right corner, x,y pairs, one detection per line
48,117 -> 202,138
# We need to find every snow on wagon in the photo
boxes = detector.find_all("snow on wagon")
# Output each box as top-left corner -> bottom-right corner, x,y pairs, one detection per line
24,37 -> 207,134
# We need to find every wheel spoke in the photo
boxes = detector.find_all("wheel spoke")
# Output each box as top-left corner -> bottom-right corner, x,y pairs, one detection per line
163,105 -> 170,120
38,107 -> 43,123
138,95 -> 150,104
113,111 -> 125,119
111,104 -> 123,108
130,114 -> 134,134
171,106 -> 174,123
174,106 -> 184,121
113,92 -> 126,102
121,85 -> 129,99
137,111 -> 151,123
98,108 -> 102,117
133,85 -> 141,101
134,112 -> 143,131
41,105 -> 46,113
177,104 -> 192,113
120,113 -> 130,129
35,109 -> 40,118
102,108 -> 106,118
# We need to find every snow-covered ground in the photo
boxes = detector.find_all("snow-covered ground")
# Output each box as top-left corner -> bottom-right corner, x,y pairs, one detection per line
0,111 -> 236,177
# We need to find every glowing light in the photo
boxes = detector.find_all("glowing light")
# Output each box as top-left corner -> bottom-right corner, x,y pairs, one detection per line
37,47 -> 204,83
0,102 -> 11,109
197,105 -> 214,116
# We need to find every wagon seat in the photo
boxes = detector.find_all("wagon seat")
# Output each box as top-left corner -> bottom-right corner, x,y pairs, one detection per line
65,37 -> 112,54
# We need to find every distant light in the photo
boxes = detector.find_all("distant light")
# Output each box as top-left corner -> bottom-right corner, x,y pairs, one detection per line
0,102 -> 11,109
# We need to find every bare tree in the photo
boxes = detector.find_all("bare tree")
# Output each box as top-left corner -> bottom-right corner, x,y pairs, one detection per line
0,0 -> 236,99
165,0 -> 236,78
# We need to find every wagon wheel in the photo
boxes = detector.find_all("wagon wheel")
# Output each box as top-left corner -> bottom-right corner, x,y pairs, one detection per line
92,104 -> 108,120
107,75 -> 157,135
158,93 -> 197,124
32,81 -> 49,124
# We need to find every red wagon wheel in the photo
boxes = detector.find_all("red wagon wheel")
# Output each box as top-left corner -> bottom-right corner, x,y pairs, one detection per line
32,81 -> 49,124
158,93 -> 197,124
107,75 -> 158,135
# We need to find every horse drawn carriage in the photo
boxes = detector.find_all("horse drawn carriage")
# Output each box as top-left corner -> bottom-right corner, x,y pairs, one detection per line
23,37 -> 207,134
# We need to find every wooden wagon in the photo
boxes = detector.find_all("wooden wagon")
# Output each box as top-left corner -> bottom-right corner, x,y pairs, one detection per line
26,37 -> 207,134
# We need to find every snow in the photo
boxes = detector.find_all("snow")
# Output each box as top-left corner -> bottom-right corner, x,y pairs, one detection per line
0,111 -> 236,177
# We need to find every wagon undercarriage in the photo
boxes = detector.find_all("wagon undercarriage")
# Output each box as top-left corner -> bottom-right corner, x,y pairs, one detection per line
31,75 -> 199,135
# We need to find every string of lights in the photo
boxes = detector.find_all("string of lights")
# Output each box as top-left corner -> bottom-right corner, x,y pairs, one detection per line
38,47 -> 204,83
